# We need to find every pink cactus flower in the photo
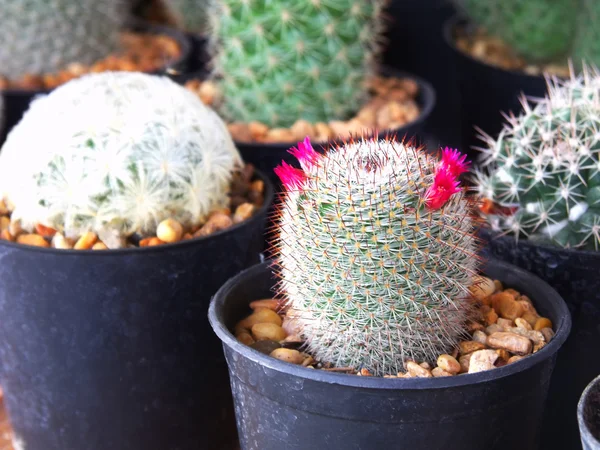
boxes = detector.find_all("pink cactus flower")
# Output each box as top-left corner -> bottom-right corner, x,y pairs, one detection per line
425,168 -> 461,210
288,136 -> 319,170
274,161 -> 306,190
440,147 -> 470,178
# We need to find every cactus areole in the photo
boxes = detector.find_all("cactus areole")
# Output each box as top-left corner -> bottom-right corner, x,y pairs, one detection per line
273,136 -> 481,375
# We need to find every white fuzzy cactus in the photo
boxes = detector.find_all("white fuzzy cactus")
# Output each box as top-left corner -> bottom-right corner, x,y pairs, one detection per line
0,71 -> 242,247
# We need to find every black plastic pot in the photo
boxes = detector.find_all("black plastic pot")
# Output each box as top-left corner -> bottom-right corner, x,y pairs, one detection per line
209,258 -> 571,450
578,374 -> 600,450
0,169 -> 274,450
442,15 -> 551,160
0,20 -> 192,146
479,228 -> 600,450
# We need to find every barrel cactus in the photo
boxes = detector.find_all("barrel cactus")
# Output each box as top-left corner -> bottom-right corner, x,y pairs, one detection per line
0,0 -> 128,79
474,64 -> 600,250
0,71 -> 242,247
208,0 -> 387,128
273,136 -> 480,375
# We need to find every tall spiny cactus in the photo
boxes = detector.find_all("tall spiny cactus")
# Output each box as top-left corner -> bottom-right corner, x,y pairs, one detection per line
474,64 -> 600,250
0,0 -> 128,79
273,136 -> 480,375
0,71 -> 242,248
208,0 -> 388,128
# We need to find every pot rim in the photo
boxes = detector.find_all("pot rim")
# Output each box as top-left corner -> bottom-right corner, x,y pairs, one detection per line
0,167 -> 274,256
577,374 -> 600,446
479,226 -> 600,259
208,257 -> 572,390
442,14 -> 556,82
232,65 -> 437,150
0,19 -> 192,97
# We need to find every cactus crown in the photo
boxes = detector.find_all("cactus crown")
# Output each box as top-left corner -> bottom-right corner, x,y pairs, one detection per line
454,0 -> 599,68
474,64 -> 600,250
208,0 -> 388,128
0,0 -> 128,79
0,71 -> 242,248
273,136 -> 480,375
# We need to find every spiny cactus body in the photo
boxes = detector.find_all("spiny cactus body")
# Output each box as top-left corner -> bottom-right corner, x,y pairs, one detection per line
209,0 -> 387,128
475,65 -> 600,250
0,71 -> 242,247
0,0 -> 128,79
273,137 -> 480,375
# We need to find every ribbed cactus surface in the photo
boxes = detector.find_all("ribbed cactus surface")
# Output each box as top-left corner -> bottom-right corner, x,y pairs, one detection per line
273,137 -> 480,375
475,65 -> 600,250
0,71 -> 242,247
0,0 -> 128,79
209,0 -> 387,128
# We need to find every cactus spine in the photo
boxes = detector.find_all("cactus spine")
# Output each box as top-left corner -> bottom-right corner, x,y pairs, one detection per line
474,64 -> 600,250
208,0 -> 387,128
0,0 -> 128,79
0,71 -> 242,247
273,137 -> 480,375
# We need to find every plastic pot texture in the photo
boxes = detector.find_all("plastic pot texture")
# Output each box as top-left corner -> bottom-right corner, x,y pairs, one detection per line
208,258 -> 571,450
0,170 -> 274,450
0,20 -> 192,146
479,228 -> 600,450
578,374 -> 600,450
442,15 -> 551,159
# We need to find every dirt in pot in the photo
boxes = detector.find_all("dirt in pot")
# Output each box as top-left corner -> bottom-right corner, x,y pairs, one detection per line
453,25 -> 570,78
0,164 -> 265,250
0,31 -> 181,91
232,275 -> 557,378
184,75 -> 422,144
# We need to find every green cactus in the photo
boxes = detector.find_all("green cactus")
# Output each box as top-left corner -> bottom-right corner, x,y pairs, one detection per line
0,0 -> 129,80
474,64 -> 600,250
572,0 -> 600,70
164,0 -> 211,33
273,137 -> 480,375
208,0 -> 387,128
0,71 -> 242,248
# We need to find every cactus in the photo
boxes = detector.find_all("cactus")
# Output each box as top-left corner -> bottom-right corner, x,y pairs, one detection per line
0,71 -> 242,247
454,0 -> 580,65
474,64 -> 600,250
273,136 -> 480,375
164,0 -> 211,33
0,0 -> 128,79
572,0 -> 600,70
208,0 -> 387,128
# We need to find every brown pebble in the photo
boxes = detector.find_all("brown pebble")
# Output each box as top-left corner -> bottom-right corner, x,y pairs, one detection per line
540,327 -> 555,342
472,330 -> 488,344
239,308 -> 283,330
468,349 -> 499,373
406,361 -> 432,378
497,318 -> 514,328
17,234 -> 49,248
495,349 -> 510,361
250,340 -> 281,355
485,308 -> 499,325
236,332 -> 255,346
459,354 -> 472,373
459,341 -> 487,355
251,323 -> 287,341
249,299 -> 279,311
515,318 -> 532,330
508,355 -> 525,364
487,332 -> 532,355
74,232 -> 98,250
437,354 -> 461,374
432,367 -> 453,377
534,317 -> 552,331
269,348 -> 304,365
156,218 -> 183,243
233,203 -> 255,224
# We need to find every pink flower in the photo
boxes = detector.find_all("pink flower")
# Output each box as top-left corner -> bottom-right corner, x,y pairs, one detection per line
440,147 -> 470,178
288,136 -> 319,170
274,161 -> 306,190
425,168 -> 461,210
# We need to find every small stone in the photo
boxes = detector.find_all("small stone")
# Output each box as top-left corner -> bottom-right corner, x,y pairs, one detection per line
156,218 -> 183,243
301,356 -> 315,367
468,349 -> 499,373
495,349 -> 510,361
487,332 -> 533,355
233,203 -> 255,224
472,330 -> 488,344
437,354 -> 461,374
485,308 -> 499,325
486,324 -> 504,335
521,312 -> 540,328
406,361 -> 432,378
504,288 -> 520,298
497,318 -> 514,328
469,275 -> 495,301
459,341 -> 487,355
493,280 -> 503,292
248,121 -> 269,140
508,327 -> 545,345
269,348 -> 304,364
459,354 -> 472,373
236,332 -> 255,346
249,299 -> 279,311
419,362 -> 431,370
515,318 -> 532,330
250,340 -> 281,355
251,323 -> 287,341
534,317 -> 552,331
541,327 -> 555,343
358,368 -> 372,376
239,308 -> 283,329
432,367 -> 453,377
508,355 -> 525,364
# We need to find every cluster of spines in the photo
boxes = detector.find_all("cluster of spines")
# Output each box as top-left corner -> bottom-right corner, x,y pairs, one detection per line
271,135 -> 481,375
474,64 -> 600,250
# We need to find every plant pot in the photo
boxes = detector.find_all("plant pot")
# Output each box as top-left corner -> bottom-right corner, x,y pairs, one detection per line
0,20 -> 192,146
0,169 -> 274,450
442,15 -> 550,160
479,228 -> 600,450
208,258 -> 571,450
578,374 -> 600,450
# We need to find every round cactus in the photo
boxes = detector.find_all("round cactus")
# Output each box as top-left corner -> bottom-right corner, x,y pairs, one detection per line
474,64 -> 600,250
0,0 -> 129,79
273,136 -> 480,375
208,0 -> 387,128
0,71 -> 242,247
